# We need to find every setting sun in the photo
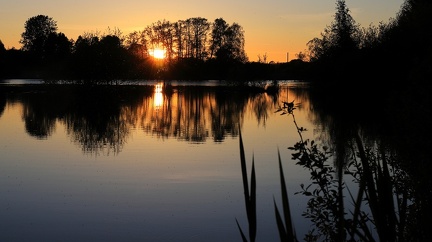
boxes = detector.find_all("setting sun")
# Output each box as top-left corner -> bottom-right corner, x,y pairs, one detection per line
150,48 -> 166,59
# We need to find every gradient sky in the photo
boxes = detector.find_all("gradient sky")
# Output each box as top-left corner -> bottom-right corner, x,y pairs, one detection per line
1,0 -> 404,62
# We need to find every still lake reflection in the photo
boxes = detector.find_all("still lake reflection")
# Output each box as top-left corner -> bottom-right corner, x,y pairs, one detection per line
3,79 -> 416,241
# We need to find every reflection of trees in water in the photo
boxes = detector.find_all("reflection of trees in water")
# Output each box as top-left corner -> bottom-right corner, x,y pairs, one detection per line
19,90 -> 60,139
64,109 -> 130,155
3,84 -> 296,154
23,105 -> 56,139
210,88 -> 250,142
278,85 -> 311,112
142,86 -> 288,143
134,86 -> 257,143
61,86 -> 148,155
178,88 -> 208,142
3,85 -> 150,154
249,93 -> 272,127
0,91 -> 6,118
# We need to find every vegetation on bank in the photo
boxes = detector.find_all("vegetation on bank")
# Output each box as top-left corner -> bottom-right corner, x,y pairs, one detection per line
0,0 -> 430,85
236,98 -> 422,241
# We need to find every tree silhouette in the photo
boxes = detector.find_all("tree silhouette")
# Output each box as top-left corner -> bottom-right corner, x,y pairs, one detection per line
210,19 -> 248,63
210,18 -> 229,58
0,39 -> 5,53
187,17 -> 210,60
20,15 -> 58,55
307,0 -> 359,62
44,32 -> 72,58
72,31 -> 135,80
220,22 -> 248,63
125,31 -> 149,59
0,40 -> 5,77
331,0 -> 360,54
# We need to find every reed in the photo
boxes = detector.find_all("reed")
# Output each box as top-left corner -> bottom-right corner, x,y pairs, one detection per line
274,148 -> 298,242
236,127 -> 257,242
236,126 -> 298,242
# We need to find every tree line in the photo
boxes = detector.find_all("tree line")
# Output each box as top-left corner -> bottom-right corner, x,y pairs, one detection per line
0,16 -> 249,81
305,0 -> 431,85
0,0 -> 430,84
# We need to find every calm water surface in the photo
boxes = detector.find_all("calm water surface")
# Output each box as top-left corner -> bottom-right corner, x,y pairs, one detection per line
0,80 -> 316,241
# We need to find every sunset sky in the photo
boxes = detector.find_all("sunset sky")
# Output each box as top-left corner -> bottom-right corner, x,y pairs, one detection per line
1,0 -> 404,62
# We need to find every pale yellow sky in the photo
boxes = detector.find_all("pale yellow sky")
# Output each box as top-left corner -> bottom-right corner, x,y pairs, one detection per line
0,0 -> 404,62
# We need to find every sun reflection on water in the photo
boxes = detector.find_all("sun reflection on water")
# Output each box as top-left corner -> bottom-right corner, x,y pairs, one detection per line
154,83 -> 163,110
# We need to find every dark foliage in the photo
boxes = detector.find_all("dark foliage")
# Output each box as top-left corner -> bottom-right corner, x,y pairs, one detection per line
307,0 -> 431,86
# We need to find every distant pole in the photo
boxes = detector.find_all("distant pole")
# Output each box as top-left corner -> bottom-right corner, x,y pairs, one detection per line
286,52 -> 289,62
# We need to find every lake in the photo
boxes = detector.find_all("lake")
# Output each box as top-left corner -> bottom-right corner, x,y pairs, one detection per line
0,79 -> 426,241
